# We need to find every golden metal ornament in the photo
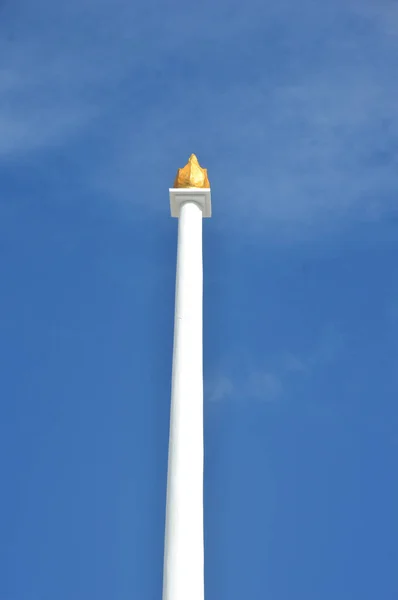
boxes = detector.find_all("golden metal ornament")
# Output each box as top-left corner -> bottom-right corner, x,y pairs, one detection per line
173,154 -> 210,188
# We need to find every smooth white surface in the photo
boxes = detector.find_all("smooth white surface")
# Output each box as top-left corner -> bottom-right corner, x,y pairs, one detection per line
169,188 -> 211,218
163,201 -> 205,600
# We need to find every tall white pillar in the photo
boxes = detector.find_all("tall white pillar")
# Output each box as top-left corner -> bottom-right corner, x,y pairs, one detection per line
163,187 -> 211,600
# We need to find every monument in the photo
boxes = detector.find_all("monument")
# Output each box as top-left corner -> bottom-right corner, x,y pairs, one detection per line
163,154 -> 211,600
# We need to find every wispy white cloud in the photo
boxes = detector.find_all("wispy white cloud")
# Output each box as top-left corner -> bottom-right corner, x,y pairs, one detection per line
94,1 -> 398,233
206,324 -> 345,404
0,0 -> 269,158
1,0 -> 397,236
205,376 -> 235,403
205,370 -> 282,404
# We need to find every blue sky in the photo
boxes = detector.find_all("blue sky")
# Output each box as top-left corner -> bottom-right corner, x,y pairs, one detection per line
0,0 -> 397,598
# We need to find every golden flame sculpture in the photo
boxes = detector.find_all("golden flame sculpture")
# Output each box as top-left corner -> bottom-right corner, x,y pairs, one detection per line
173,154 -> 210,188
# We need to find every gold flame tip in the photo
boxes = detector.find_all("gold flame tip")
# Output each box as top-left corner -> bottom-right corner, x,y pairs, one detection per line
173,154 -> 210,189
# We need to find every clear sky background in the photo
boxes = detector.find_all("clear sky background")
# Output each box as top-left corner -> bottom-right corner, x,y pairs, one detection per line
1,1 -> 397,598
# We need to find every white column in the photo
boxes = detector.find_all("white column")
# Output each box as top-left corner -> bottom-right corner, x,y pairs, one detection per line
163,188 -> 211,600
